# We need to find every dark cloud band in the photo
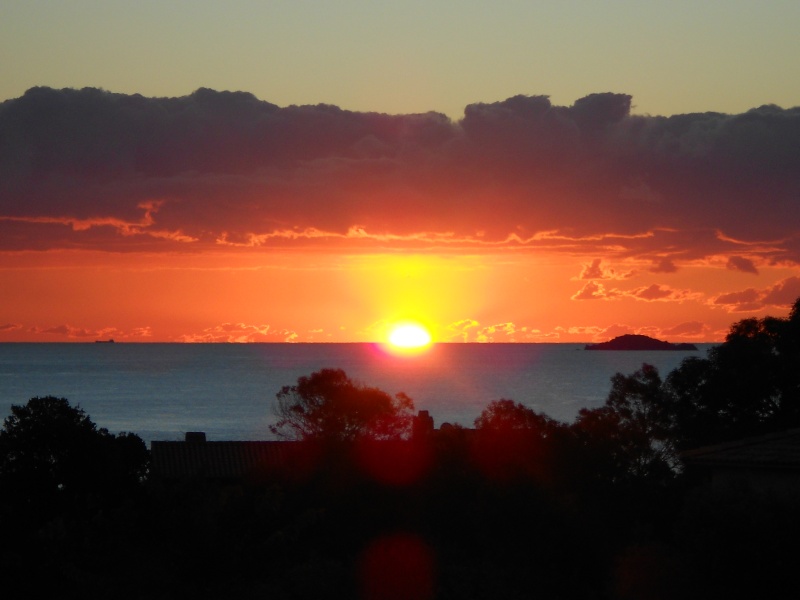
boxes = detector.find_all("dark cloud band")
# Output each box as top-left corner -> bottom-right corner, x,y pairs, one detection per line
1,87 -> 798,264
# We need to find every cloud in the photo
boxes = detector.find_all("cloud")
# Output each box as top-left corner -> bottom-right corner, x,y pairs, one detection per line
660,321 -> 712,339
571,281 -> 623,301
1,87 -> 799,265
711,277 -> 800,312
177,322 -> 299,343
33,324 -> 98,338
0,201 -> 197,246
474,322 -> 518,343
619,180 -> 662,204
628,284 -> 699,302
442,319 -> 556,342
0,323 -> 24,336
726,256 -> 759,274
21,323 -> 152,340
650,258 -> 678,273
444,319 -> 481,342
577,259 -> 634,280
594,324 -> 636,341
579,259 -> 606,279
572,278 -> 702,304
761,276 -> 800,306
564,325 -> 605,337
712,288 -> 761,311
631,284 -> 674,301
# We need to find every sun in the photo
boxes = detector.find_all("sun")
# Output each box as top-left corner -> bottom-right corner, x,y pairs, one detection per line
387,322 -> 433,351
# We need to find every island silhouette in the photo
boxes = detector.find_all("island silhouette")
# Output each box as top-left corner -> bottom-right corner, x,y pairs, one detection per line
585,334 -> 698,351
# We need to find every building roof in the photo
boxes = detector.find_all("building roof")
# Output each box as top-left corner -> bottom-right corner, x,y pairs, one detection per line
149,427 -> 447,485
150,438 -> 301,481
681,429 -> 800,471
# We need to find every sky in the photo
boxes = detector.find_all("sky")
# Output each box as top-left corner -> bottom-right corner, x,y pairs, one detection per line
1,1 -> 799,343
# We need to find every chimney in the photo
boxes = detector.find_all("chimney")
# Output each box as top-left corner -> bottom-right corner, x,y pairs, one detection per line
412,410 -> 434,438
185,431 -> 206,443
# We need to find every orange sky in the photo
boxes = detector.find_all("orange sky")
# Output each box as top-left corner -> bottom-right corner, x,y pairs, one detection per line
1,89 -> 799,342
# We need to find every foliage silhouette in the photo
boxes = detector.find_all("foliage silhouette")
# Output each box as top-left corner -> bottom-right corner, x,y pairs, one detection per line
474,398 -> 558,433
472,399 -> 563,484
270,368 -> 415,442
0,396 -> 150,598
0,396 -> 148,506
665,296 -> 800,449
573,364 -> 678,484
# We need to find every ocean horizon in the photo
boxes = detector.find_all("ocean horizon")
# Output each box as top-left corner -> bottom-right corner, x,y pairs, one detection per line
1,342 -> 715,445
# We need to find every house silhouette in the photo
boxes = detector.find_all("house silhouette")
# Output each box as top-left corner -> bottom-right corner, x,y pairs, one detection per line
681,428 -> 800,496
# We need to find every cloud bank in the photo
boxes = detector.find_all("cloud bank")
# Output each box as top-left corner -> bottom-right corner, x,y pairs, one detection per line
1,86 -> 799,270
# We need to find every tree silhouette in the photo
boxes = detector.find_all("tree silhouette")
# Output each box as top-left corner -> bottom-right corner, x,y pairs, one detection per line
573,364 -> 678,484
0,396 -> 148,508
665,296 -> 800,449
474,398 -> 558,433
270,368 -> 415,442
473,399 -> 562,483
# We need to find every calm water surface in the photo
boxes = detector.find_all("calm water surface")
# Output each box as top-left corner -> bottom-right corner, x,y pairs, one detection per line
0,343 -> 714,444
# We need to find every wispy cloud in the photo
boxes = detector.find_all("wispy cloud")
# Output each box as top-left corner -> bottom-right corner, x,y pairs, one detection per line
177,322 -> 299,343
32,324 -> 99,338
711,276 -> 800,312
649,258 -> 678,273
474,322 -> 518,343
577,259 -> 635,280
19,323 -> 151,340
572,280 -> 700,303
444,319 -> 481,342
726,256 -> 759,274
628,284 -> 700,302
661,321 -> 712,339
571,281 -> 623,301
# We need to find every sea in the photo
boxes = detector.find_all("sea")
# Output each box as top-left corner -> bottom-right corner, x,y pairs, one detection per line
0,343 -> 715,445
